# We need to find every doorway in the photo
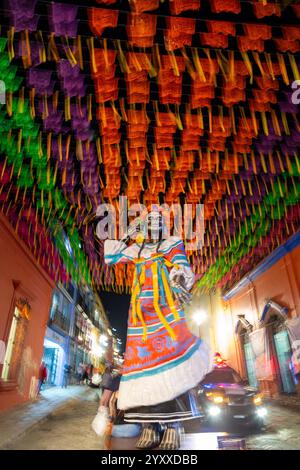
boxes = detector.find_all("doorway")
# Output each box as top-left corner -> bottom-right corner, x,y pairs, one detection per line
1,306 -> 28,381
43,347 -> 59,386
243,342 -> 258,388
273,329 -> 296,394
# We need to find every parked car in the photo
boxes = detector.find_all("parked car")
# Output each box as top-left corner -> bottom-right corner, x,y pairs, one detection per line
197,364 -> 267,429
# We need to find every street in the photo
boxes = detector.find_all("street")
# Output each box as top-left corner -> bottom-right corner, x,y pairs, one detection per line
5,389 -> 300,451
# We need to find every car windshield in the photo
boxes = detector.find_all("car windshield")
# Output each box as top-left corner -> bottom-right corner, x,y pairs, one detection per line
202,368 -> 242,385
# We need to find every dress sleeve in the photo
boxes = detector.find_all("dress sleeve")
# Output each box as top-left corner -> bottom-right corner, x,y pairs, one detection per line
167,238 -> 195,291
104,240 -> 135,265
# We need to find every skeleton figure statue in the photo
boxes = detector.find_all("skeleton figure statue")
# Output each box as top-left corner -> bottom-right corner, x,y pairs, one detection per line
102,207 -> 213,449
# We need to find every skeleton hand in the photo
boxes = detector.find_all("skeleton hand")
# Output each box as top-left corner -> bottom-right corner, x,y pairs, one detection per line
121,217 -> 143,244
174,289 -> 192,306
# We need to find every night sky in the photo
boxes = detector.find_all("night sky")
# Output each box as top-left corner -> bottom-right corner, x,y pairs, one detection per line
99,291 -> 131,353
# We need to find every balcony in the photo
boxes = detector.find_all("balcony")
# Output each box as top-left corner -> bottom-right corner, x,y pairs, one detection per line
76,292 -> 90,315
49,308 -> 70,333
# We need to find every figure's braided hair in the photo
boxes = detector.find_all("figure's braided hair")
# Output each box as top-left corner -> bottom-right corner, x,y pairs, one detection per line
138,240 -> 146,258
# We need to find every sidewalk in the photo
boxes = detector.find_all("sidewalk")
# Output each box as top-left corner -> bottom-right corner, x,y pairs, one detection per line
270,393 -> 300,412
0,385 -> 94,449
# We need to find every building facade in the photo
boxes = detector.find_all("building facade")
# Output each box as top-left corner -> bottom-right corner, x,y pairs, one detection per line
198,231 -> 300,398
42,282 -> 76,387
42,282 -> 111,387
0,213 -> 55,411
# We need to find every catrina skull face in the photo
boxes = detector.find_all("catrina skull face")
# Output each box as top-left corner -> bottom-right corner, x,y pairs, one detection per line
146,211 -> 164,240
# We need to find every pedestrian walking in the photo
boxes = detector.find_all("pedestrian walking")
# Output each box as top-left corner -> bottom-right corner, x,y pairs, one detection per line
91,364 -> 122,439
62,364 -> 71,388
81,364 -> 89,385
37,361 -> 47,394
88,363 -> 94,381
76,363 -> 83,384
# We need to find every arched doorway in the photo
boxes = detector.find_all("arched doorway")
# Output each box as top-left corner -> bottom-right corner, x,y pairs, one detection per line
235,316 -> 258,388
261,300 -> 297,394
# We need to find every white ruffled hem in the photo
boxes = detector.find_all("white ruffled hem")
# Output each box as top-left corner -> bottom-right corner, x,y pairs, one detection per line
117,342 -> 214,410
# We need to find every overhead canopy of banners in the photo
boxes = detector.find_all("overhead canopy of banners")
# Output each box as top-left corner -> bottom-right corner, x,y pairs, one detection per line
0,0 -> 299,293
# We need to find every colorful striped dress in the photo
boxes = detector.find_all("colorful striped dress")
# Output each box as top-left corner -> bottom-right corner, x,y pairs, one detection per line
104,236 -> 213,422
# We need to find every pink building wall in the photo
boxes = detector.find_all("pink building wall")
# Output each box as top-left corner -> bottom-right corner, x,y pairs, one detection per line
217,239 -> 300,394
227,245 -> 300,330
0,213 -> 54,411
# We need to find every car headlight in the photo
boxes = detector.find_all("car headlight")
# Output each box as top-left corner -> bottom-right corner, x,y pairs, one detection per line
256,407 -> 267,418
208,405 -> 222,417
253,394 -> 263,405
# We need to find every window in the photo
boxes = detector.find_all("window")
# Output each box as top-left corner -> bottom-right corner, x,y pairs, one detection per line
64,282 -> 75,299
49,291 -> 71,333
61,295 -> 70,319
1,305 -> 28,381
50,292 -> 59,320
95,310 -> 99,321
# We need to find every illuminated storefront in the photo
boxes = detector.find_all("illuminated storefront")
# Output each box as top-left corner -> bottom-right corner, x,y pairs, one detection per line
42,285 -> 74,387
42,327 -> 68,387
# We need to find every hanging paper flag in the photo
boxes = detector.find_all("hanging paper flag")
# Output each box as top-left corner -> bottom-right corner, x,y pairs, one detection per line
27,68 -> 54,96
222,76 -> 246,107
252,1 -> 281,19
126,70 -> 150,104
89,8 -> 119,37
169,0 -> 201,15
244,24 -> 272,41
129,0 -> 159,14
49,3 -> 79,37
92,48 -> 118,102
274,39 -> 300,53
155,112 -> 177,148
207,21 -> 235,36
57,60 -> 86,97
127,13 -> 157,48
200,32 -> 228,49
1,0 -> 300,293
164,17 -> 196,51
210,0 -> 241,14
8,0 -> 39,32
238,38 -> 264,53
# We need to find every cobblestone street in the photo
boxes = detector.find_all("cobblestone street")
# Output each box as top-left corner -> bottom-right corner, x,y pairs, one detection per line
3,389 -> 300,451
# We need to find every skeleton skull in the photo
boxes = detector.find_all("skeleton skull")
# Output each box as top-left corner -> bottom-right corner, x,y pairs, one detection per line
146,211 -> 163,240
